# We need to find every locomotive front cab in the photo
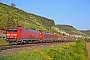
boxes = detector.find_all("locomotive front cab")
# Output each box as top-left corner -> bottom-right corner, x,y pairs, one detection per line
6,27 -> 19,42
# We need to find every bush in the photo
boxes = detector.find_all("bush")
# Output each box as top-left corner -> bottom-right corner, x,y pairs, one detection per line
0,38 -> 9,45
46,40 -> 88,60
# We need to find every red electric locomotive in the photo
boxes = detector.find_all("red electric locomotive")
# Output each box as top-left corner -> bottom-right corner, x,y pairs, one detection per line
6,26 -> 42,44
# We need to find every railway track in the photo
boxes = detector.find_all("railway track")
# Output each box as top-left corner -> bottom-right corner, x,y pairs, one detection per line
0,42 -> 69,52
0,44 -> 42,52
0,42 -> 72,57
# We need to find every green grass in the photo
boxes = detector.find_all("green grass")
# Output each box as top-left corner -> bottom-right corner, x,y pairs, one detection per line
0,50 -> 47,60
0,38 -> 9,45
0,40 -> 88,60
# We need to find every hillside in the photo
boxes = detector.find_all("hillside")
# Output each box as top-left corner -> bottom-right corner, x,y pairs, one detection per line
0,3 -> 54,31
52,25 -> 88,38
80,30 -> 90,36
55,25 -> 84,35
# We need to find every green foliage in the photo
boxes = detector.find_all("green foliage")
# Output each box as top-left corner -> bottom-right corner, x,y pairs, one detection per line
0,38 -> 9,45
76,39 -> 86,43
80,30 -> 90,36
46,40 -> 88,60
40,17 -> 55,27
84,38 -> 90,42
0,50 -> 46,60
50,26 -> 62,34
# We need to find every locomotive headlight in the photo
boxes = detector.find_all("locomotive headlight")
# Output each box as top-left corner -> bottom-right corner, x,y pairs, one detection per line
7,34 -> 10,36
13,34 -> 17,36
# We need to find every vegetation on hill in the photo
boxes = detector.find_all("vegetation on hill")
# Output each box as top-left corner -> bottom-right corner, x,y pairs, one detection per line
55,25 -> 87,36
80,30 -> 90,36
0,3 -> 55,32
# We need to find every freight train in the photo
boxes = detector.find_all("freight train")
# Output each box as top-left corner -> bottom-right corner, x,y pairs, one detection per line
6,26 -> 77,44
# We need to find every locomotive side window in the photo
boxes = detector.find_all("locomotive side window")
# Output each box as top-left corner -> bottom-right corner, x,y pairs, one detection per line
8,28 -> 18,32
20,29 -> 22,33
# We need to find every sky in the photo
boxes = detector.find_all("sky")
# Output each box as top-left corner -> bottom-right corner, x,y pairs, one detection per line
0,0 -> 90,30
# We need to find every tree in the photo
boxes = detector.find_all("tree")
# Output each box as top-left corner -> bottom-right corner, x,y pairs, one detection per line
11,3 -> 16,8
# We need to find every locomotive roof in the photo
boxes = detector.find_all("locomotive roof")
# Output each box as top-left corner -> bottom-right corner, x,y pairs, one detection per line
9,26 -> 22,28
24,28 -> 38,32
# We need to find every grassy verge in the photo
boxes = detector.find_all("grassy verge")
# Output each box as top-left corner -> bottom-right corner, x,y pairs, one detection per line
45,40 -> 88,60
0,40 -> 88,60
0,38 -> 9,46
84,38 -> 90,42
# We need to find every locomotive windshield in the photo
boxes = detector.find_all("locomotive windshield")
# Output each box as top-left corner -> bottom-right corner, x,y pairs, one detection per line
8,28 -> 18,32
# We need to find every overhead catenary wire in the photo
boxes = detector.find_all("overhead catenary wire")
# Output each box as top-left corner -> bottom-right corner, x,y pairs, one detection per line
27,0 -> 47,17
